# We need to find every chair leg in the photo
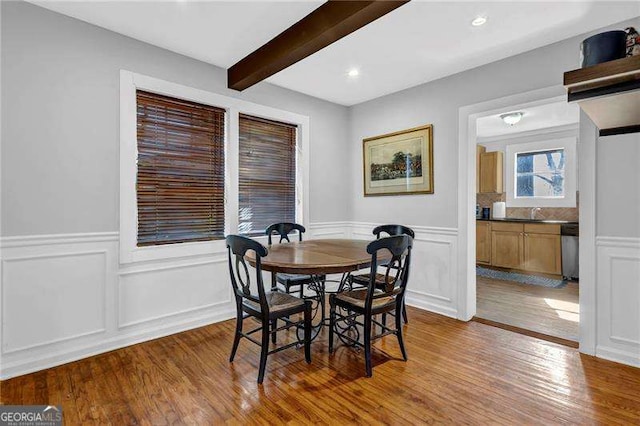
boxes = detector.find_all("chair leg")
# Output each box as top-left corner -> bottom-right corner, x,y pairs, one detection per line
364,314 -> 372,377
304,301 -> 312,364
396,304 -> 408,361
402,301 -> 409,324
271,273 -> 278,292
229,310 -> 243,363
271,319 -> 277,344
258,321 -> 270,384
328,295 -> 335,354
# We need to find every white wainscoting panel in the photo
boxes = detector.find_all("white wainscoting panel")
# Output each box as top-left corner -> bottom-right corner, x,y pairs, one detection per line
2,251 -> 107,353
596,236 -> 640,368
3,227 -> 639,377
118,255 -> 231,328
348,222 -> 458,318
0,233 -> 118,379
307,222 -> 350,239
0,233 -> 235,379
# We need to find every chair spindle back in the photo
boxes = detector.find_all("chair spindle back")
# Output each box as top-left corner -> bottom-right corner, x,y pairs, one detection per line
226,235 -> 269,309
266,222 -> 306,245
366,235 -> 413,307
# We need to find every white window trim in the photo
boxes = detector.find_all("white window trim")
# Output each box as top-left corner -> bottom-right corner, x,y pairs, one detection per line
119,70 -> 310,264
505,137 -> 577,208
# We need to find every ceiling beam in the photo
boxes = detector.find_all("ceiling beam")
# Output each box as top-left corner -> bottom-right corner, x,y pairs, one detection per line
227,0 -> 409,91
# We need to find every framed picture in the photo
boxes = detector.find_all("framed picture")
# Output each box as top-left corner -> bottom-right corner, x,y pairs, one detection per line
363,124 -> 433,196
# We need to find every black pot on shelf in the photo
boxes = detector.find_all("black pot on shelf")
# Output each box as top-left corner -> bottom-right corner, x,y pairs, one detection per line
581,30 -> 627,67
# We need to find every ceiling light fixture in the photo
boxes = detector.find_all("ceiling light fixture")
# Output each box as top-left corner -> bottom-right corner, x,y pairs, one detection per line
347,68 -> 360,77
500,112 -> 524,126
471,16 -> 487,27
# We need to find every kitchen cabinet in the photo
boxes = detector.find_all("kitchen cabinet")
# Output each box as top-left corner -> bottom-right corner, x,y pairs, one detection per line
490,222 -> 522,269
476,221 -> 491,264
476,145 -> 486,193
522,224 -> 562,275
479,151 -> 503,193
486,221 -> 562,276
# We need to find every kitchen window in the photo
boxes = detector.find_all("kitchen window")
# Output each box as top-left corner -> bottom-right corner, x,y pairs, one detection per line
506,137 -> 576,208
516,148 -> 565,198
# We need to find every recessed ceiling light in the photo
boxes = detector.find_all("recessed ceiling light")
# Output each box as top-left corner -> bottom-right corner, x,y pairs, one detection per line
500,112 -> 524,126
471,16 -> 487,27
347,68 -> 360,78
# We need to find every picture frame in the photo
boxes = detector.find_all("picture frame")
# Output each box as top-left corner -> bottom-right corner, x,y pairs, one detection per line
362,124 -> 433,196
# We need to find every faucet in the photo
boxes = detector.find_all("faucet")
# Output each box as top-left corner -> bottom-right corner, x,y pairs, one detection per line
530,207 -> 541,220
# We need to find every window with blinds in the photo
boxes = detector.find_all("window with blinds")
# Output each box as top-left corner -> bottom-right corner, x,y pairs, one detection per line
136,90 -> 225,246
238,114 -> 297,236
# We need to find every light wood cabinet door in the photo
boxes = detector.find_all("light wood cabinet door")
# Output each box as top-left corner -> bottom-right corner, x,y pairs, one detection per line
491,230 -> 522,269
479,151 -> 503,193
476,222 -> 491,264
523,233 -> 562,275
476,145 -> 486,193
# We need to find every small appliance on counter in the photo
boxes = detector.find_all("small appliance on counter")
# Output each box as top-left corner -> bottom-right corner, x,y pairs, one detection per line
492,201 -> 506,219
481,207 -> 490,220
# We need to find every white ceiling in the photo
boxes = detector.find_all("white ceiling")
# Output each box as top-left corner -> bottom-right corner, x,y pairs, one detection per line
476,101 -> 580,138
31,1 -> 640,106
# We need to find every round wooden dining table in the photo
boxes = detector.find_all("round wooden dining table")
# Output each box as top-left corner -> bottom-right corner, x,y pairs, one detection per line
247,238 -> 373,275
245,238 -> 377,340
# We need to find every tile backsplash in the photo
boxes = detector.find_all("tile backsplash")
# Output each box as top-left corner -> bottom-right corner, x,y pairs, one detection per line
476,192 -> 579,222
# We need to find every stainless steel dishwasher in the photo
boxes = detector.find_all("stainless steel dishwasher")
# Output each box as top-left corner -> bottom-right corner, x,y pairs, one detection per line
561,224 -> 579,281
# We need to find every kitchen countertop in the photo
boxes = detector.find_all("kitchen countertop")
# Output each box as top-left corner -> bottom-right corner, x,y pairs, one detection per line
477,218 -> 579,225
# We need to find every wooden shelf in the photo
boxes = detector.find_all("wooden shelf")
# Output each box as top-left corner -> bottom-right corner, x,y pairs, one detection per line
564,55 -> 640,136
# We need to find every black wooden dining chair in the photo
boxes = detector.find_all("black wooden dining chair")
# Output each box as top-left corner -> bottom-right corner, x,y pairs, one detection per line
349,224 -> 415,324
226,235 -> 312,384
265,223 -> 324,299
329,235 -> 413,377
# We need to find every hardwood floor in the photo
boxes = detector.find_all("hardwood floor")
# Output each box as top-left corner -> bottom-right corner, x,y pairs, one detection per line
3,308 -> 640,424
476,275 -> 579,342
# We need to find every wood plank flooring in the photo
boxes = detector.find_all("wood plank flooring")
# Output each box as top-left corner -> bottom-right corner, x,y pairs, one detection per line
2,308 -> 640,425
476,275 -> 579,342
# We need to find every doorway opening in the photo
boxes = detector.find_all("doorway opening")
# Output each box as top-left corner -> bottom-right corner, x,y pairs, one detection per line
457,86 -> 594,349
474,99 -> 579,345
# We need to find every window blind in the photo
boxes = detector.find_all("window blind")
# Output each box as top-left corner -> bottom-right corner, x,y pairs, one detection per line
136,90 -> 226,246
238,114 -> 297,236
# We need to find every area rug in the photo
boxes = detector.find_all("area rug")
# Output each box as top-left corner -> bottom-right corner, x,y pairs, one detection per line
476,266 -> 567,288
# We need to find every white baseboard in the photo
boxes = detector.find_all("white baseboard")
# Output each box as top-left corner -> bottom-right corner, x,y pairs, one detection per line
405,295 -> 458,319
596,345 -> 640,369
1,306 -> 235,379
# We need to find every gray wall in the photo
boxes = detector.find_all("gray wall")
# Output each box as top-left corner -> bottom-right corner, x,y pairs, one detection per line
1,1 -> 350,236
597,132 -> 640,237
348,17 -> 640,235
3,2 -> 639,239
